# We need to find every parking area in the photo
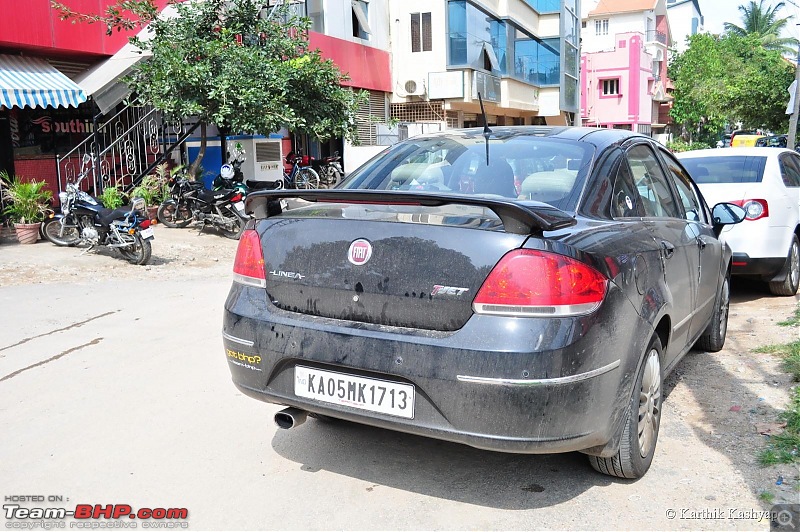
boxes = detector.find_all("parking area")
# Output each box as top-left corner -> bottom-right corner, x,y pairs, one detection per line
0,224 -> 798,529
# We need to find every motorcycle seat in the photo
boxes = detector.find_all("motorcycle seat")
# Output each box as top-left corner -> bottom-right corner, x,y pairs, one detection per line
98,206 -> 134,226
198,188 -> 236,202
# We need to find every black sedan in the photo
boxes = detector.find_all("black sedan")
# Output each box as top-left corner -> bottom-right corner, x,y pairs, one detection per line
223,127 -> 744,479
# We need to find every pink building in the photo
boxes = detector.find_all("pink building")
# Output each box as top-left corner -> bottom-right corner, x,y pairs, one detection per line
580,0 -> 673,141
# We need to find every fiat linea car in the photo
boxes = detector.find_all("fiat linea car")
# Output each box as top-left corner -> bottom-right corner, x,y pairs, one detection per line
223,127 -> 744,479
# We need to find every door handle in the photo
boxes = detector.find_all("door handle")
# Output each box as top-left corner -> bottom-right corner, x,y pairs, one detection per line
661,240 -> 675,259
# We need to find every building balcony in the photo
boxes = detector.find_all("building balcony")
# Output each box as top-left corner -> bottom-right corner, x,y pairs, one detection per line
646,30 -> 667,46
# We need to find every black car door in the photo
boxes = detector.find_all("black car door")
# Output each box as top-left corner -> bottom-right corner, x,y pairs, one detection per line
625,143 -> 696,365
660,148 -> 723,343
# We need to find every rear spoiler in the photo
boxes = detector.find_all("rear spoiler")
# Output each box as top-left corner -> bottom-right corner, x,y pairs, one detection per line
245,190 -> 576,235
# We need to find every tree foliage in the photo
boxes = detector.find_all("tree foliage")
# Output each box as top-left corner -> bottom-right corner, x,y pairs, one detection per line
53,0 -> 364,172
669,33 -> 794,141
723,0 -> 798,55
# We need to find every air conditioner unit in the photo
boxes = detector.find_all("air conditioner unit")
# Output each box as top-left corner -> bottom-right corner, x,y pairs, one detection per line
403,79 -> 426,96
237,138 -> 284,184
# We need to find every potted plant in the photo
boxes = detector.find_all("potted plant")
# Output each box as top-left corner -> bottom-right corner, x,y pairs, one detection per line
0,172 -> 53,244
98,185 -> 125,209
130,164 -> 170,220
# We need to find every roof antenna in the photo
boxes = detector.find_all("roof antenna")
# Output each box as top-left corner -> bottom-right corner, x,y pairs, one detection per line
478,92 -> 492,166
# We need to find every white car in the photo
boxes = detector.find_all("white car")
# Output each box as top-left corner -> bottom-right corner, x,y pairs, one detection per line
677,147 -> 800,295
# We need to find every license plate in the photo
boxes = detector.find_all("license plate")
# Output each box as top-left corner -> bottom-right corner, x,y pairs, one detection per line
294,366 -> 415,419
139,227 -> 155,240
234,201 -> 245,211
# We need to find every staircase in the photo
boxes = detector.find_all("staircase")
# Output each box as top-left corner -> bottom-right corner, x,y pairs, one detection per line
56,101 -> 198,197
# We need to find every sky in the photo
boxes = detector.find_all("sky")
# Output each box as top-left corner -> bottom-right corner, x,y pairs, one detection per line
700,0 -> 800,39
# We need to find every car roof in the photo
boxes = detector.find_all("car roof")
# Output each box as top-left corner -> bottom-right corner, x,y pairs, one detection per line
419,126 -> 651,151
676,147 -> 794,158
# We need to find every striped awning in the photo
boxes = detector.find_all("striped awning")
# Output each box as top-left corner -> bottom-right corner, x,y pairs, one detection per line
0,55 -> 87,109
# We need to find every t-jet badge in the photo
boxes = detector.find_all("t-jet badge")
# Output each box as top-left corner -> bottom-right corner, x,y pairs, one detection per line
348,239 -> 373,265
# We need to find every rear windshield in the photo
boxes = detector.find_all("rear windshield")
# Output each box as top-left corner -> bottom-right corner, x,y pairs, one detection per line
680,156 -> 767,184
340,132 -> 595,212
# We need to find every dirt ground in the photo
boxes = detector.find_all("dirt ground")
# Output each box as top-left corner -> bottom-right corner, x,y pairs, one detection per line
1,221 -> 798,516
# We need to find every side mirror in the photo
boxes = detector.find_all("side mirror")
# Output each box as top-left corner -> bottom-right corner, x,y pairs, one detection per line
711,202 -> 746,236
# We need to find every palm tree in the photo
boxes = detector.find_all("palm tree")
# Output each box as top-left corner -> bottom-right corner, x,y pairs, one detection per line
724,0 -> 799,55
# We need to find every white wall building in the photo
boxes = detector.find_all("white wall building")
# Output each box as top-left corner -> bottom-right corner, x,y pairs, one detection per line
666,0 -> 703,53
388,0 -> 581,131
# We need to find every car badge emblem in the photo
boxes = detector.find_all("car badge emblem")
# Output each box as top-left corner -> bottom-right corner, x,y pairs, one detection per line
348,239 -> 373,265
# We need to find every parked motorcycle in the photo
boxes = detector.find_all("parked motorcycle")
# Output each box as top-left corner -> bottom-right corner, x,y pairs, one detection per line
213,144 -> 248,195
42,156 -> 154,265
311,151 -> 344,187
157,175 -> 248,239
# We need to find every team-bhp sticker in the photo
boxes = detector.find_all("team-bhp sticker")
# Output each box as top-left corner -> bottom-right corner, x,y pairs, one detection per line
4,502 -> 189,524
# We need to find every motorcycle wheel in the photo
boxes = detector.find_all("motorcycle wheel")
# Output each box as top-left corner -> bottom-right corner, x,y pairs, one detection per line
42,217 -> 81,246
218,209 -> 247,240
327,167 -> 342,187
294,167 -> 320,190
157,201 -> 192,228
118,233 -> 152,265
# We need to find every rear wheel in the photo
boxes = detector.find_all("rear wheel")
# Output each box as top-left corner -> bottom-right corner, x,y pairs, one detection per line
294,167 -> 320,189
588,335 -> 663,479
42,217 -> 80,246
696,275 -> 730,352
157,201 -> 192,228
118,233 -> 152,265
321,166 -> 342,187
768,235 -> 800,296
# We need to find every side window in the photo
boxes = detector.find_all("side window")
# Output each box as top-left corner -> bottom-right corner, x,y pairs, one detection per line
779,153 -> 800,187
611,158 -> 644,218
626,144 -> 679,218
661,149 -> 705,223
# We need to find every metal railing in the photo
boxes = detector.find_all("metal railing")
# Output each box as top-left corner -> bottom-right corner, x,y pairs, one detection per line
646,30 -> 667,45
56,102 -> 189,197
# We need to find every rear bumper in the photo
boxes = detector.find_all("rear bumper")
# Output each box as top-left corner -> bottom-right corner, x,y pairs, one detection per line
730,252 -> 785,280
222,283 -> 651,454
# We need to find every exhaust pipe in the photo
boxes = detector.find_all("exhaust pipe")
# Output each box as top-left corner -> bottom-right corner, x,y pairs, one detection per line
274,407 -> 307,429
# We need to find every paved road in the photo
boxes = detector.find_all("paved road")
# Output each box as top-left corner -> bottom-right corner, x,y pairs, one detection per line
0,232 -> 797,530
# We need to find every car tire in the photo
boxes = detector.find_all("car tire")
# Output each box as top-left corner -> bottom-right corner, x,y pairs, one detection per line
768,235 -> 800,296
588,335 -> 663,479
695,274 -> 730,352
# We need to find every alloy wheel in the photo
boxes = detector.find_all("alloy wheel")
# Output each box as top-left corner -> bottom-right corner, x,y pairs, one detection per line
638,349 -> 661,458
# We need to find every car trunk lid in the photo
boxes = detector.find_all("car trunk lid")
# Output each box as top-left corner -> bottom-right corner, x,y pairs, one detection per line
248,191 -> 575,331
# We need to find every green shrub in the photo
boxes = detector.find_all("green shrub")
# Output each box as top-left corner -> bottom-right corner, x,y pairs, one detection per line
666,139 -> 713,153
99,185 -> 125,209
130,164 -> 171,206
0,171 -> 53,223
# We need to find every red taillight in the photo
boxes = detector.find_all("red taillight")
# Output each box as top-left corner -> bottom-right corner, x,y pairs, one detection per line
233,229 -> 266,287
231,193 -> 243,203
139,219 -> 151,229
473,249 -> 607,317
731,199 -> 768,221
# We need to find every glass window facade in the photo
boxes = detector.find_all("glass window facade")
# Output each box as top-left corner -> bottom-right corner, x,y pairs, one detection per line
514,33 -> 560,86
561,0 -> 580,113
447,1 -> 507,75
522,0 -> 561,13
447,1 -> 560,87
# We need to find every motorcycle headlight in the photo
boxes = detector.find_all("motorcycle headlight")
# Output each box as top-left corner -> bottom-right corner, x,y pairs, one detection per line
131,197 -> 146,213
58,192 -> 68,204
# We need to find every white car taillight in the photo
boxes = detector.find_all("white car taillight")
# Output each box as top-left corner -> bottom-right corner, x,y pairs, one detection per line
732,199 -> 769,221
